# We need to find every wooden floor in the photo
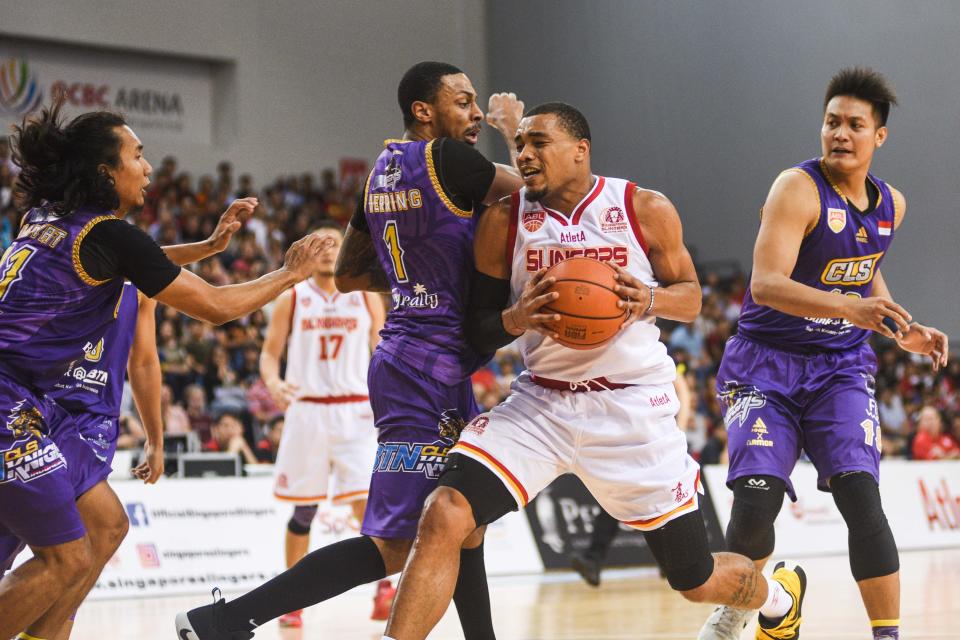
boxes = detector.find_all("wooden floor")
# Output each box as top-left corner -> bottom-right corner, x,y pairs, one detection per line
72,549 -> 958,639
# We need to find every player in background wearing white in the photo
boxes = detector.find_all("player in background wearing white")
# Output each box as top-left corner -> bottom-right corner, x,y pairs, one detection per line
382,103 -> 805,640
260,222 -> 386,628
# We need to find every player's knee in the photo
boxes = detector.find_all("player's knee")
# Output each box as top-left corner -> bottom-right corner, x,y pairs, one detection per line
287,504 -> 319,536
102,508 -> 130,555
831,471 -> 899,580
419,486 -> 476,544
726,475 -> 785,560
40,537 -> 94,583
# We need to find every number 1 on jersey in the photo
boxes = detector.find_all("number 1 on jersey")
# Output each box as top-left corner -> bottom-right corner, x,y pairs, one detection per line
0,246 -> 37,302
382,221 -> 409,283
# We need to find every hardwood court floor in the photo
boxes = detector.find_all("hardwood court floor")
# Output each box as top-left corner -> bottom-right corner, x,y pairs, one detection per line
73,548 -> 958,639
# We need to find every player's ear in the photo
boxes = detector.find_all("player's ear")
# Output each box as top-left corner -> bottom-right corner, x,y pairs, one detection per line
875,126 -> 888,148
575,139 -> 590,163
411,100 -> 433,125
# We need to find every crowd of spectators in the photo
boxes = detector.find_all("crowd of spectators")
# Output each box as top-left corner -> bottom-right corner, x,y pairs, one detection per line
1,146 -> 957,471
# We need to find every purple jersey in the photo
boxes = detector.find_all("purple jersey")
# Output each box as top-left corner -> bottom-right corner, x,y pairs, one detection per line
0,207 -> 125,388
364,139 -> 488,382
50,282 -> 138,417
737,158 -> 896,351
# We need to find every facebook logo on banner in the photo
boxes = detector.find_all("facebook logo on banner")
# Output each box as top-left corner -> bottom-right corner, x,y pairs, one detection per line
126,502 -> 149,527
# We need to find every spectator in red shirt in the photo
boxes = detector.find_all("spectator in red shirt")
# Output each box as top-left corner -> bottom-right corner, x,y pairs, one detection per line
204,411 -> 258,464
912,406 -> 960,460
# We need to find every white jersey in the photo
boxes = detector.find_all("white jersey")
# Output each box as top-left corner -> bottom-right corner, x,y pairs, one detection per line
507,176 -> 676,385
285,280 -> 373,397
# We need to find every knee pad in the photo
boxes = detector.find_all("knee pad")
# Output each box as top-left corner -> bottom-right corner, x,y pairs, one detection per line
726,475 -> 786,560
287,504 -> 318,535
439,453 -> 517,527
642,511 -> 716,592
831,472 -> 899,580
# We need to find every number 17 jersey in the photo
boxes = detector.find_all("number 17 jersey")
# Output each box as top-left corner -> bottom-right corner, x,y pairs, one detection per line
363,138 -> 489,383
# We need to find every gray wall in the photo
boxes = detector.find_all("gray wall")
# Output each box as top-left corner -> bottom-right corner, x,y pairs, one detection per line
488,0 -> 960,335
1,0 -> 490,183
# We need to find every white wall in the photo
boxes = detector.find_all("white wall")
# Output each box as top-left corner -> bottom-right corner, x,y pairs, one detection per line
0,0 -> 491,183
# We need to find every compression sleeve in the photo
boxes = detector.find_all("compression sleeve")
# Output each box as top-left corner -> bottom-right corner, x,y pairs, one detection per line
78,219 -> 182,297
434,138 -> 496,210
464,269 -> 518,353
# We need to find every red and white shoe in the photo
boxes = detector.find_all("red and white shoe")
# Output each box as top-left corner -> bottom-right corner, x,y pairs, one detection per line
278,609 -> 303,628
370,579 -> 396,621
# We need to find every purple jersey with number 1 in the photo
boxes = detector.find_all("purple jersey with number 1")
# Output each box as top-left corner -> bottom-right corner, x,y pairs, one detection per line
719,158 -> 897,499
360,139 -> 487,538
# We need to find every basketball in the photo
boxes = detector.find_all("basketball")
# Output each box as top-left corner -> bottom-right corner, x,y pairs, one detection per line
542,257 -> 627,350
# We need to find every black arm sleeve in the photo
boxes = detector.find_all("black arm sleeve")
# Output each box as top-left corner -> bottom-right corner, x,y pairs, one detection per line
464,270 -> 518,353
349,191 -> 370,233
78,219 -> 182,297
433,138 -> 496,211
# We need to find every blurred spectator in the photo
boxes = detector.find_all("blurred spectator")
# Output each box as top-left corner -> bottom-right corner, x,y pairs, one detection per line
161,384 -> 191,435
911,406 -> 959,460
700,425 -> 728,465
184,384 -> 215,441
204,412 -> 258,464
255,416 -> 284,463
878,386 -> 909,456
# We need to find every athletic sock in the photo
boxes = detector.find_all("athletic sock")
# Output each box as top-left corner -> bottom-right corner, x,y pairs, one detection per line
871,619 -> 900,639
452,542 -> 496,640
219,536 -> 386,630
759,576 -> 793,619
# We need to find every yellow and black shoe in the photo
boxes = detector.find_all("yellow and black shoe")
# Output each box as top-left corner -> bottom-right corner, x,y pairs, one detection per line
756,561 -> 806,639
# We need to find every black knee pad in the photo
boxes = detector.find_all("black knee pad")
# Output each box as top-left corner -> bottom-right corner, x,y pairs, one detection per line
287,504 -> 319,535
831,472 -> 899,580
439,453 -> 517,527
726,475 -> 786,560
642,510 -> 716,592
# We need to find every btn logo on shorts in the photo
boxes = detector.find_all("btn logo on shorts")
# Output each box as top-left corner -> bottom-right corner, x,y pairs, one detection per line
373,440 -> 451,479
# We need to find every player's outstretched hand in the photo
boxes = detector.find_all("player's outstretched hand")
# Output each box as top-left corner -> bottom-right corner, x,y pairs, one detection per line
612,265 -> 652,328
132,440 -> 164,484
267,378 -> 300,411
208,197 -> 257,253
842,295 -> 911,339
503,268 -> 560,339
282,232 -> 335,281
897,323 -> 949,371
486,92 -> 525,138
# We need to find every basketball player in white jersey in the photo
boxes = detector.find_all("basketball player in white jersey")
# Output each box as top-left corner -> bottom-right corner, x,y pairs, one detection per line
260,221 -> 386,627
382,103 -> 805,640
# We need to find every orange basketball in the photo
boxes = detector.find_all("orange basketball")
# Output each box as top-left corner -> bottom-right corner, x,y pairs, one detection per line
542,257 -> 627,350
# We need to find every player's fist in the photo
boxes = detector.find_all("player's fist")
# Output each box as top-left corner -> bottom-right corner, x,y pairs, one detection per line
209,197 -> 257,253
267,378 -> 300,410
842,295 -> 911,339
486,92 -> 524,137
503,268 -> 560,338
282,232 -> 335,281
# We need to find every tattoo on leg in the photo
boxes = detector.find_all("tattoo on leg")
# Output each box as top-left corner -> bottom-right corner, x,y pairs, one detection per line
730,565 -> 759,607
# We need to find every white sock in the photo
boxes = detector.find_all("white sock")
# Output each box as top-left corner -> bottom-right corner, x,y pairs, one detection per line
382,637 -> 397,640
759,576 -> 793,619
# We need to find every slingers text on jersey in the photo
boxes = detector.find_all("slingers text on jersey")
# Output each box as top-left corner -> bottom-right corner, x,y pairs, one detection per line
507,176 -> 676,386
285,281 -> 372,397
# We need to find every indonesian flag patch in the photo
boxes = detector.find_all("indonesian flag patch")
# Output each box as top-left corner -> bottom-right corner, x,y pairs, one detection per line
878,220 -> 892,236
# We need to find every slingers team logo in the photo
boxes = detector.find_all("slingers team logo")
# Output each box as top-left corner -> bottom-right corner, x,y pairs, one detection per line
522,209 -> 546,232
600,206 -> 628,233
526,245 -> 628,271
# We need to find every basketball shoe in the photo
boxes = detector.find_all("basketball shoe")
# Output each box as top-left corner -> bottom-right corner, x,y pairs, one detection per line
756,562 -> 806,639
370,579 -> 396,620
697,605 -> 753,639
570,552 -> 602,587
278,609 -> 303,628
175,588 -> 254,640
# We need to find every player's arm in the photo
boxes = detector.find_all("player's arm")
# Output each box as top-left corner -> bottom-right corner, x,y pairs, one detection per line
463,198 -> 560,352
872,189 -> 949,369
82,219 -> 329,325
614,189 -> 701,322
750,170 -> 911,338
127,294 -> 164,484
334,195 -> 391,294
260,289 -> 298,410
437,138 -> 521,208
674,368 -> 692,431
364,291 -> 386,349
161,198 -> 254,266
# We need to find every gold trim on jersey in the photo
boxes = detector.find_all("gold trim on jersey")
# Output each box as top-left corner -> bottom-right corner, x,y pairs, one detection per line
383,138 -> 416,146
818,158 -> 883,209
890,183 -> 904,228
425,139 -> 473,218
72,215 -> 116,286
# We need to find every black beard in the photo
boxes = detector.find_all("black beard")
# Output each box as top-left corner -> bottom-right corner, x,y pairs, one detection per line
524,187 -> 546,202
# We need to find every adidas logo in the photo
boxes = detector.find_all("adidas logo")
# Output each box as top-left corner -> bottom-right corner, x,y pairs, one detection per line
856,226 -> 868,243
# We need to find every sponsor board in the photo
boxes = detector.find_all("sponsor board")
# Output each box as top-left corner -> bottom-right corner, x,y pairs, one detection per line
524,474 -> 724,570
703,460 -> 960,557
14,475 -> 540,599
